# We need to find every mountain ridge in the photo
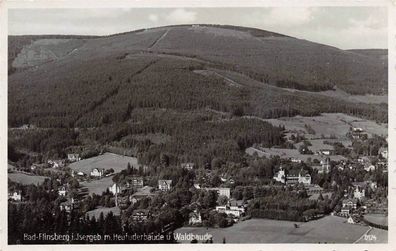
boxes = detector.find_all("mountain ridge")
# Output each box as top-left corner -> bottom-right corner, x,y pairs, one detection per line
9,24 -> 387,95
8,24 -> 388,130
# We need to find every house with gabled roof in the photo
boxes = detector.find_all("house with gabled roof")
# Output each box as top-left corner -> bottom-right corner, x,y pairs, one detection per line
90,168 -> 105,178
8,191 -> 22,201
188,209 -> 202,225
158,179 -> 172,191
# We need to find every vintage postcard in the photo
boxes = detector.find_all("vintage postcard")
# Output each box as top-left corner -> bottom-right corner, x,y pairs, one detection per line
1,0 -> 394,250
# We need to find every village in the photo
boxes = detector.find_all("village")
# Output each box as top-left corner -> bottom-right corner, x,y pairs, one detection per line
8,118 -> 388,243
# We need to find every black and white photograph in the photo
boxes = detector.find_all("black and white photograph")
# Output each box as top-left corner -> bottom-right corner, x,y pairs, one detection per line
3,1 -> 393,247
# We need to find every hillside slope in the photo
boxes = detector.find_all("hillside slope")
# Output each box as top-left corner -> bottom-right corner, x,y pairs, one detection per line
8,24 -> 388,165
10,24 -> 387,94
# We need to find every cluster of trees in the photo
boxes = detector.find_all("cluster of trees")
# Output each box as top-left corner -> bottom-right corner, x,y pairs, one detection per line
299,141 -> 313,155
247,189 -> 333,222
112,163 -> 145,185
82,115 -> 284,167
352,135 -> 387,157
8,177 -> 174,244
9,201 -> 129,244
323,141 -> 351,156
275,79 -> 334,92
8,49 -> 388,171
9,128 -> 79,159
9,48 -> 387,129
8,180 -> 63,244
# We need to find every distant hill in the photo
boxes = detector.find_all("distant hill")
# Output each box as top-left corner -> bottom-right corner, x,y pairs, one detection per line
347,49 -> 388,61
9,24 -> 387,94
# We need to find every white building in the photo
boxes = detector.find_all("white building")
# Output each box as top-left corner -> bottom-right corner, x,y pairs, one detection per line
8,191 -> 22,201
378,147 -> 388,159
347,216 -> 355,224
353,187 -> 365,200
318,149 -> 333,156
229,200 -> 246,214
68,154 -> 81,162
90,168 -> 104,177
218,188 -> 231,198
215,205 -> 242,218
342,198 -> 357,209
273,167 -> 311,185
204,187 -> 231,199
58,186 -> 67,196
158,179 -> 172,191
48,159 -> 65,168
369,181 -> 378,191
298,170 -> 312,185
320,158 -> 331,173
364,165 -> 376,172
340,198 -> 358,217
189,209 -> 202,225
290,158 -> 302,163
109,183 -> 121,195
273,166 -> 286,184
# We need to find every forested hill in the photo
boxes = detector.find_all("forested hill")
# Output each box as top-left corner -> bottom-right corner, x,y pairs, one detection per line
9,24 -> 387,94
8,24 -> 387,165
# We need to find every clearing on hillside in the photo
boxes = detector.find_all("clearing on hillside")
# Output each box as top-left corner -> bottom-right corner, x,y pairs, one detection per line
80,176 -> 115,195
69,152 -> 138,175
263,113 -> 387,139
8,173 -> 47,185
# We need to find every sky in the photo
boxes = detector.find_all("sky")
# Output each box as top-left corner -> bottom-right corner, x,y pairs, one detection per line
8,7 -> 388,49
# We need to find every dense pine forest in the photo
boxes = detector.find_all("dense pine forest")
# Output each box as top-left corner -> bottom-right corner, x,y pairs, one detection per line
8,23 -> 388,179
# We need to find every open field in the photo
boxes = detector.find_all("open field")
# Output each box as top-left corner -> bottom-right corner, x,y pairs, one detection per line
80,176 -> 114,195
246,147 -> 346,162
175,216 -> 378,243
69,152 -> 138,175
263,113 -> 387,139
282,86 -> 388,105
86,206 -> 121,220
8,172 -> 47,185
13,38 -> 86,68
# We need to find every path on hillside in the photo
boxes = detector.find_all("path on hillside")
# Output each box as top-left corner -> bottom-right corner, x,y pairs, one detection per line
193,69 -> 243,88
148,29 -> 171,49
206,68 -> 387,105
